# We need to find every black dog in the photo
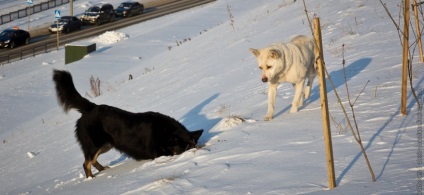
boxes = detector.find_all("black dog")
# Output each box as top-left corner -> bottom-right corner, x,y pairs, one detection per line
52,70 -> 203,178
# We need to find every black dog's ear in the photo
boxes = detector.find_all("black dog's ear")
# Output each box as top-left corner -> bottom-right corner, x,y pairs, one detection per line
190,129 -> 203,142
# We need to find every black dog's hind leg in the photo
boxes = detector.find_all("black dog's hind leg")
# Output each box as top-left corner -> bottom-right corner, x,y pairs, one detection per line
92,144 -> 112,172
82,144 -> 112,178
83,159 -> 94,178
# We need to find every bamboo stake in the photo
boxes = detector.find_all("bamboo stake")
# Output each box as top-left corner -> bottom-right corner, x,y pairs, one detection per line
402,0 -> 410,116
314,17 -> 336,190
413,0 -> 423,62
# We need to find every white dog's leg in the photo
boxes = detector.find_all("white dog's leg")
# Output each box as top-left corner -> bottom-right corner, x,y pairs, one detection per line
292,83 -> 303,107
304,70 -> 316,99
265,83 -> 278,121
291,80 -> 305,113
304,79 -> 313,99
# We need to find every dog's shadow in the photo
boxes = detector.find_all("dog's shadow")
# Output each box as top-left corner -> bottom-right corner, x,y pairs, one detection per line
180,93 -> 222,144
108,154 -> 129,167
274,58 -> 372,118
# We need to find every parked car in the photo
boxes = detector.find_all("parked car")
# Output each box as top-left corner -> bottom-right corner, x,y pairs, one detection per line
0,27 -> 30,49
80,4 -> 115,25
49,16 -> 82,33
115,1 -> 144,17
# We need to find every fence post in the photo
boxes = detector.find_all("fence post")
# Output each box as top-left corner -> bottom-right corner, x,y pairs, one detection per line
314,17 -> 336,189
402,0 -> 410,116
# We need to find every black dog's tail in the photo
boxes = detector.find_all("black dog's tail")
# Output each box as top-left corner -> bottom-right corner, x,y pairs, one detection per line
52,69 -> 96,114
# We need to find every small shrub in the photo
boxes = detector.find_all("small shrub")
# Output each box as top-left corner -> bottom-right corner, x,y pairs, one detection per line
90,75 -> 101,97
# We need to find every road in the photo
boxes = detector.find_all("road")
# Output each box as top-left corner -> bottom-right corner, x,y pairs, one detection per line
0,0 -> 216,64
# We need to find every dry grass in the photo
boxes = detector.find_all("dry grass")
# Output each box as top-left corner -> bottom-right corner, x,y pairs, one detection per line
90,75 -> 101,97
227,4 -> 235,31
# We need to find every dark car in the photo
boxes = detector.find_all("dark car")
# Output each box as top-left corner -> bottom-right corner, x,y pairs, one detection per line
0,27 -> 30,49
49,16 -> 82,33
80,4 -> 115,25
115,2 -> 144,17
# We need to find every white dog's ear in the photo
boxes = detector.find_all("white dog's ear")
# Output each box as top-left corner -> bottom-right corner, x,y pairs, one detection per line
249,48 -> 260,57
269,49 -> 280,59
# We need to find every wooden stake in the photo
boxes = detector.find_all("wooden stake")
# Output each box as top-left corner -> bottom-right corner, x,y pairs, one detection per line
413,0 -> 424,62
314,17 -> 336,189
402,0 -> 410,116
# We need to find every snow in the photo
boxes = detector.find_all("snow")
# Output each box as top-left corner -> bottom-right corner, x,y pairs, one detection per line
90,31 -> 129,45
0,0 -> 423,194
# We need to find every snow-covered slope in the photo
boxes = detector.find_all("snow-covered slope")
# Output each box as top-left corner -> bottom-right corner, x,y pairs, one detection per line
0,0 -> 423,194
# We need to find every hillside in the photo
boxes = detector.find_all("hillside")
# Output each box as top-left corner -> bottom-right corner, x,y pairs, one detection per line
0,0 -> 423,194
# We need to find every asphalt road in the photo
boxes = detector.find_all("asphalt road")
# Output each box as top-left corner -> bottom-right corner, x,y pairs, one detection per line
0,0 -> 216,64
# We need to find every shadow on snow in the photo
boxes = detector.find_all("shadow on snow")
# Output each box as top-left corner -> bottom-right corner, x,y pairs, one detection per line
274,57 -> 372,119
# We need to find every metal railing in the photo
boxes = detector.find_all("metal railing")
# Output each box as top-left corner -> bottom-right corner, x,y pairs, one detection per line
0,42 -> 58,65
0,0 -> 73,25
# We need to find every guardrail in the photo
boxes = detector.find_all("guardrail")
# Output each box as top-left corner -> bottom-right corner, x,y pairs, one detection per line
0,0 -> 73,25
0,0 -> 217,65
0,42 -> 57,64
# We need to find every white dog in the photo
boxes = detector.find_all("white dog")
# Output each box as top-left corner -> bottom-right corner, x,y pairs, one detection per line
249,35 -> 316,121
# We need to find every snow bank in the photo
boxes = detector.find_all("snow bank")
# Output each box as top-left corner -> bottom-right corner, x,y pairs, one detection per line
90,31 -> 129,45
